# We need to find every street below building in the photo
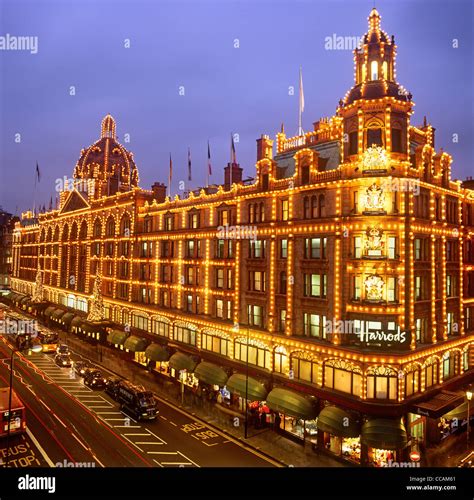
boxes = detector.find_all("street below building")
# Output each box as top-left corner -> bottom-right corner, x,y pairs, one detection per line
0,332 -> 280,467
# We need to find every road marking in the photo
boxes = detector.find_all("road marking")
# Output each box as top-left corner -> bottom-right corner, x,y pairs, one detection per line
121,435 -> 144,452
170,422 -> 178,427
159,415 -> 167,420
114,425 -> 141,429
88,405 -> 113,409
135,442 -> 164,446
71,432 -> 90,451
96,412 -> 122,415
26,428 -> 55,468
103,419 -> 127,422
53,414 -> 67,428
160,462 -> 193,466
123,433 -> 151,437
152,459 -> 164,467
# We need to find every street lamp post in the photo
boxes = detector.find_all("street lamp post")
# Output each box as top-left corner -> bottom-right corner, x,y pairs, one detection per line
466,389 -> 473,452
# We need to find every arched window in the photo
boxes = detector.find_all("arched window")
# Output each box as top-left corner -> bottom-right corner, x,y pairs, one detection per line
442,351 -> 459,381
273,346 -> 288,374
301,164 -> 310,185
61,224 -> 69,242
201,329 -> 230,357
318,194 -> 325,218
106,217 -> 115,237
53,226 -> 60,241
93,219 -> 102,238
70,222 -> 78,241
120,215 -> 131,236
423,356 -> 439,388
234,337 -> 271,369
366,365 -> 398,400
290,351 -> 319,385
311,196 -> 318,218
303,197 -> 310,219
79,221 -> 87,239
382,61 -> 388,79
370,60 -> 378,80
404,363 -> 421,397
323,359 -> 362,396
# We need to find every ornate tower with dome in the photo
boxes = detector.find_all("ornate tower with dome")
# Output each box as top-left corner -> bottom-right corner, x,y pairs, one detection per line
73,114 -> 139,200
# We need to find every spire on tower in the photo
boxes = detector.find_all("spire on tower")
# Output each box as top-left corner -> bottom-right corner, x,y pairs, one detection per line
101,114 -> 116,139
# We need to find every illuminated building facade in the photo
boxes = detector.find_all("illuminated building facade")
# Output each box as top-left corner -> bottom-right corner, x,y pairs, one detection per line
10,9 -> 474,462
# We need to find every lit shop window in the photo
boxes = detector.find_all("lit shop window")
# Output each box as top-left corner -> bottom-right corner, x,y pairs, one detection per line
366,366 -> 398,400
291,352 -> 319,384
404,364 -> 421,397
174,325 -> 197,346
370,60 -> 378,80
234,338 -> 270,369
323,359 -> 362,397
423,357 -> 439,388
151,318 -> 170,337
201,330 -> 230,357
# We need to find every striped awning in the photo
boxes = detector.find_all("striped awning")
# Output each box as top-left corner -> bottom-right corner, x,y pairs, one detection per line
71,316 -> 84,328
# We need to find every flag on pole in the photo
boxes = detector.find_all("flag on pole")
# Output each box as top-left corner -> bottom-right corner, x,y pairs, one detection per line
35,162 -> 41,182
298,66 -> 305,136
168,154 -> 173,197
231,134 -> 237,165
207,141 -> 212,176
187,147 -> 192,182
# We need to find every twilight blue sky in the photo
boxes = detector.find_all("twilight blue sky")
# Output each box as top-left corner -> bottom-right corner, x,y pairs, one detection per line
0,0 -> 472,214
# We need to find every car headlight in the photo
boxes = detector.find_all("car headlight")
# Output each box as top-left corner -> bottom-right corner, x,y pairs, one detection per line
63,361 -> 67,365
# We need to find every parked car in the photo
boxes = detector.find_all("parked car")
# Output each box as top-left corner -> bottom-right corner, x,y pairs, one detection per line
74,360 -> 94,377
104,377 -> 124,400
84,369 -> 107,390
54,353 -> 72,368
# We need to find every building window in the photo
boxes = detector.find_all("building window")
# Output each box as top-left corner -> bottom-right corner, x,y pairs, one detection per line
304,237 -> 327,259
366,366 -> 398,400
249,271 -> 265,292
387,277 -> 397,302
443,352 -> 458,381
447,312 -> 456,336
164,215 -> 174,231
174,325 -> 197,346
415,276 -> 423,301
279,310 -> 286,332
301,165 -> 310,185
446,276 -> 456,298
132,314 -> 149,331
387,236 -> 397,259
216,299 -> 224,318
201,331 -> 229,356
247,304 -> 264,327
391,128 -> 402,153
353,275 -> 362,300
216,239 -> 225,259
279,272 -> 287,294
226,268 -> 233,289
216,268 -> 224,288
273,347 -> 288,374
280,239 -> 288,259
218,209 -> 230,227
370,60 -> 378,80
234,338 -> 270,369
404,364 -> 421,397
353,236 -> 362,259
281,199 -> 289,221
188,211 -> 200,229
424,358 -> 439,388
249,240 -> 265,258
349,131 -> 358,155
151,319 -> 170,337
291,353 -> 319,385
366,128 -> 382,148
323,359 -> 362,396
303,313 -> 327,339
304,273 -> 327,298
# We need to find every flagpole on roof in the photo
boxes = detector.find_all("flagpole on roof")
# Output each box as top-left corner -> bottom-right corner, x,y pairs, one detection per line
168,154 -> 172,198
298,66 -> 305,137
207,140 -> 212,188
33,161 -> 40,216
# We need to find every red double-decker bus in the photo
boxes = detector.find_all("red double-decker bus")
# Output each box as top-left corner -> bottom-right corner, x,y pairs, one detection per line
0,387 -> 26,438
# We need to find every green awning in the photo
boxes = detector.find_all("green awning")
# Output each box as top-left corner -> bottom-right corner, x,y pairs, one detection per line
124,335 -> 148,352
20,296 -> 30,305
226,374 -> 268,401
361,419 -> 408,450
52,308 -> 67,320
71,316 -> 84,327
4,292 -> 13,300
194,362 -> 228,387
8,293 -> 18,302
30,301 -> 50,310
61,312 -> 75,326
44,306 -> 57,317
80,321 -> 99,334
168,352 -> 197,372
443,402 -> 469,420
317,406 -> 361,438
145,343 -> 170,362
108,330 -> 129,345
15,294 -> 27,303
266,387 -> 317,420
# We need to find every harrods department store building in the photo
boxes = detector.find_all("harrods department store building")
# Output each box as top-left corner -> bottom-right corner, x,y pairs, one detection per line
9,9 -> 474,463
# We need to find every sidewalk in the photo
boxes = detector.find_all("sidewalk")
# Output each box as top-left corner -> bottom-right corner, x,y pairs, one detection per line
58,330 -> 346,467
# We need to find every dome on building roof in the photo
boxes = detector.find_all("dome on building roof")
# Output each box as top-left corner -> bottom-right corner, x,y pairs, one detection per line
73,114 -> 139,194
